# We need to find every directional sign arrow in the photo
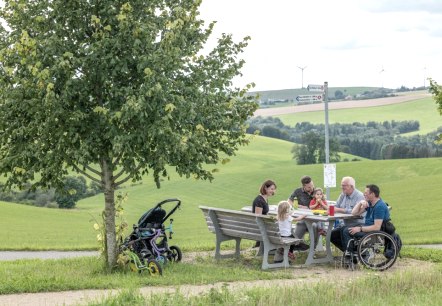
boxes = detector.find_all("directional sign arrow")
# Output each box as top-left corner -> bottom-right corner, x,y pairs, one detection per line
296,95 -> 323,102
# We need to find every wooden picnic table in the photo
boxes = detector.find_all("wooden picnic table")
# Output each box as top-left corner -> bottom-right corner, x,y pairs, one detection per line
241,205 -> 360,265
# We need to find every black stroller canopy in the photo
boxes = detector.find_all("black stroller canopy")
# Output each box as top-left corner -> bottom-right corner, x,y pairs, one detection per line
138,207 -> 166,228
137,198 -> 181,228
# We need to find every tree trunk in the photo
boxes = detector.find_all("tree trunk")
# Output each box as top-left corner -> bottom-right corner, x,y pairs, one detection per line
102,159 -> 117,270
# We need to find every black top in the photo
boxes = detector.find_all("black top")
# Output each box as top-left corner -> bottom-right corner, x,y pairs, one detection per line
288,187 -> 313,207
252,195 -> 269,215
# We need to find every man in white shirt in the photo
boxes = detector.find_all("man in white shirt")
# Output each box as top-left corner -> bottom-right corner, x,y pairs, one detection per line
330,176 -> 366,252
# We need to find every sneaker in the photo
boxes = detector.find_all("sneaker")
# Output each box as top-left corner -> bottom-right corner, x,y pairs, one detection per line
293,242 -> 310,251
318,229 -> 327,236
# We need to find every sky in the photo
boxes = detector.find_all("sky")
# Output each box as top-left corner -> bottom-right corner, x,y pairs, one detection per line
1,1 -> 441,92
199,0 -> 442,91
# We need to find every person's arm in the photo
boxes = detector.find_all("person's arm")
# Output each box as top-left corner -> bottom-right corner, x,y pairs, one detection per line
287,191 -> 295,206
309,199 -> 318,209
349,219 -> 382,235
320,200 -> 328,209
352,200 -> 368,216
293,214 -> 306,222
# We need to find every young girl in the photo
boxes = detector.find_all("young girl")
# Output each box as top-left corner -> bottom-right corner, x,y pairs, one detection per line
277,200 -> 306,259
309,188 -> 328,210
309,188 -> 327,236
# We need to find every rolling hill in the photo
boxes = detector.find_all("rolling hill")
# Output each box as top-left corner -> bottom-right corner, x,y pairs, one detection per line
1,135 -> 441,251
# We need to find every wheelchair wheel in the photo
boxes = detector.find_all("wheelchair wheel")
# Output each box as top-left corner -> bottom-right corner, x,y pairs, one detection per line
357,231 -> 398,271
167,245 -> 182,262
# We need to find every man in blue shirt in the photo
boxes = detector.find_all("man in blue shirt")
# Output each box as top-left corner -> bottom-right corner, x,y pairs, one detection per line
341,184 -> 390,255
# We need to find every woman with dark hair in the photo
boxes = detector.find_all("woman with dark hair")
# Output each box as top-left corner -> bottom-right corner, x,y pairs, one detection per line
252,179 -> 277,215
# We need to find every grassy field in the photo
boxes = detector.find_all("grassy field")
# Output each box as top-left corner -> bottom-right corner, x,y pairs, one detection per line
1,135 -> 441,251
275,97 -> 441,135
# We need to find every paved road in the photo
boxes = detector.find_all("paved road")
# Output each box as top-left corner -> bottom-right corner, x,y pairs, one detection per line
0,251 -> 99,261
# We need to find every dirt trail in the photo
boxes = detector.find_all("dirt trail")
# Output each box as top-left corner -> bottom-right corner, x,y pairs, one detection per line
0,255 -> 435,306
253,91 -> 431,117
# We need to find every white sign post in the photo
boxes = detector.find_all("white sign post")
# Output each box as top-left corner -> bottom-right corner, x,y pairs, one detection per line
324,163 -> 336,188
307,84 -> 324,92
295,95 -> 323,103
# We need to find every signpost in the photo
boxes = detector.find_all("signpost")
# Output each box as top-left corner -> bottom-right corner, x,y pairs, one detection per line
323,82 -> 331,199
324,163 -> 336,188
307,84 -> 324,92
295,95 -> 323,103
296,82 -> 333,199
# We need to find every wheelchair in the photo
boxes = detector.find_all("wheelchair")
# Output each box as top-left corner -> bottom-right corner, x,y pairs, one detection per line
341,230 -> 398,271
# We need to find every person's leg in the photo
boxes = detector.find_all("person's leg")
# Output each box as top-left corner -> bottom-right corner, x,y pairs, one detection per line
293,221 -> 309,250
312,222 -> 318,247
293,220 -> 307,240
341,226 -> 353,253
331,227 -> 344,252
342,230 -> 366,251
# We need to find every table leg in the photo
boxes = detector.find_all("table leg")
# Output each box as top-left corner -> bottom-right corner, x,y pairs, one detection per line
304,220 -> 334,265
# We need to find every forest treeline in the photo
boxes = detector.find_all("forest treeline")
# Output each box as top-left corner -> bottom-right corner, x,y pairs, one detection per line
247,117 -> 442,162
0,176 -> 102,209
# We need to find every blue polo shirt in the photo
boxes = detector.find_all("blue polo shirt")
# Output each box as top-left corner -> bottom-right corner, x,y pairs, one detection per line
364,198 -> 390,226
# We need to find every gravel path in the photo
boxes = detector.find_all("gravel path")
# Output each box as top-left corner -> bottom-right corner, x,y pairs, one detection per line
0,257 -> 436,306
0,251 -> 99,261
2,243 -> 442,261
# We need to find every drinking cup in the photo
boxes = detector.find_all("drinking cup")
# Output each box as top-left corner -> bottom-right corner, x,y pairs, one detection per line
329,204 -> 335,216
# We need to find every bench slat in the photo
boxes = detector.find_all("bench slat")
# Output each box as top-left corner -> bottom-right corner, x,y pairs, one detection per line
200,206 -> 302,270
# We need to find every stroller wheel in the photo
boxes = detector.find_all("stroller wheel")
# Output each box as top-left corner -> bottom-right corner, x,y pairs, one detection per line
167,245 -> 182,262
146,259 -> 162,276
156,255 -> 168,266
129,260 -> 138,273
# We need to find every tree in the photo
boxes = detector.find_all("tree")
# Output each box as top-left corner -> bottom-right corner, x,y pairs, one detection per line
291,131 -> 340,165
55,176 -> 88,209
0,0 -> 257,269
334,90 -> 344,100
429,79 -> 442,144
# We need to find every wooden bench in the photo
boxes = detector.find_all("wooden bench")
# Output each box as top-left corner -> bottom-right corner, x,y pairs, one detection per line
199,205 -> 302,269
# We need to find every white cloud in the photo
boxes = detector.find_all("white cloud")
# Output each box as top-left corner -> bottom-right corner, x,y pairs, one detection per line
199,0 -> 442,90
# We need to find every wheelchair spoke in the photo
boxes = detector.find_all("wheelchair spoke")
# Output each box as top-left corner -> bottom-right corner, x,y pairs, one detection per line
357,231 -> 398,271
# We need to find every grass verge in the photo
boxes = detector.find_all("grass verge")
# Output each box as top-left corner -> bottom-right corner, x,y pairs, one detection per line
90,263 -> 442,306
1,247 -> 442,295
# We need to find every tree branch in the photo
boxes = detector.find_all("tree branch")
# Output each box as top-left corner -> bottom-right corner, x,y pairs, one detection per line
112,153 -> 122,168
114,174 -> 133,188
114,164 -> 143,187
84,164 -> 102,176
72,164 -> 102,183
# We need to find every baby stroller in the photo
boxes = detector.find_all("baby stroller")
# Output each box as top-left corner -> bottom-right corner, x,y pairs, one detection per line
121,198 -> 182,274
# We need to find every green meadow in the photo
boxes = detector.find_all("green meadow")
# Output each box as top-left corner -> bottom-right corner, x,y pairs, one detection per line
1,135 -> 441,251
275,97 -> 442,135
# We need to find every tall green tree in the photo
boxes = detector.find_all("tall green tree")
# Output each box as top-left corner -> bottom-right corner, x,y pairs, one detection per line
429,79 -> 442,144
0,0 -> 257,269
291,131 -> 340,165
